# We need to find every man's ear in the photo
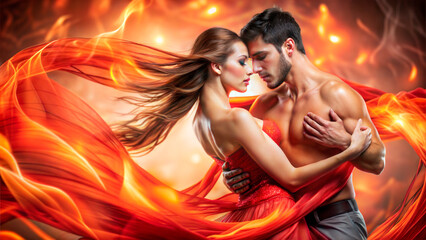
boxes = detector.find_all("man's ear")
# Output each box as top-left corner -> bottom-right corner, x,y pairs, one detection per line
281,38 -> 295,57
210,62 -> 222,75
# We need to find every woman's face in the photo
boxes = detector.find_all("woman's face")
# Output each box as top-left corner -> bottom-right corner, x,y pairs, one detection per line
220,41 -> 253,94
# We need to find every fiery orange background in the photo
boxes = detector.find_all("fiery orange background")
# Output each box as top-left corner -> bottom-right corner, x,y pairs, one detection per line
1,0 -> 424,235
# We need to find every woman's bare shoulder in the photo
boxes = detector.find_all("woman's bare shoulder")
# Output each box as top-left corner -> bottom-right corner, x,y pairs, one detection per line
226,108 -> 261,138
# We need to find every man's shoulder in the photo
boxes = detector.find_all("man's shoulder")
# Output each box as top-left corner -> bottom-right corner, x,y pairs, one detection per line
250,91 -> 282,118
319,76 -> 361,103
319,75 -> 365,117
257,91 -> 279,103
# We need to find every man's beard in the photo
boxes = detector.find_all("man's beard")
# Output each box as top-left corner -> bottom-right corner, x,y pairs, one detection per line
269,54 -> 291,89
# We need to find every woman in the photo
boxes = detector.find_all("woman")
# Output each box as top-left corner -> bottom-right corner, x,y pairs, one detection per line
1,28 -> 371,239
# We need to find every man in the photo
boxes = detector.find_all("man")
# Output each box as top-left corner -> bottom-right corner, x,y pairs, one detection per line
223,8 -> 385,239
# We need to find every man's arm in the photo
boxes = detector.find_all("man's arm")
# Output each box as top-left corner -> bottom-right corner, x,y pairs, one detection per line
319,81 -> 385,174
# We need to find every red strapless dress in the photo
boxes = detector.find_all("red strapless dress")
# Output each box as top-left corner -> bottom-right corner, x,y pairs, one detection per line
220,120 -> 315,239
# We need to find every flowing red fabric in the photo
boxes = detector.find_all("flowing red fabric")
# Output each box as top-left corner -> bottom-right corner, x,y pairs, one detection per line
0,38 -> 424,239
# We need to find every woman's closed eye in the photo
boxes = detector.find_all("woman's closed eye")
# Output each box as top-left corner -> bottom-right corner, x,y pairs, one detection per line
238,59 -> 247,66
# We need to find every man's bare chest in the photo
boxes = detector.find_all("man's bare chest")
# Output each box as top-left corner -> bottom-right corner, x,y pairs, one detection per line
264,92 -> 332,163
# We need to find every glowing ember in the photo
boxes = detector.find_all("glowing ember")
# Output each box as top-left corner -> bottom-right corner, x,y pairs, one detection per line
155,36 -> 164,44
318,24 -> 325,36
356,52 -> 368,65
319,4 -> 328,14
409,65 -> 417,82
314,58 -> 325,66
329,35 -> 340,43
207,6 -> 217,15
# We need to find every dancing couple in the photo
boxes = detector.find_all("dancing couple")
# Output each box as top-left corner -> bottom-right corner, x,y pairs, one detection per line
3,7 -> 404,240
192,8 -> 384,239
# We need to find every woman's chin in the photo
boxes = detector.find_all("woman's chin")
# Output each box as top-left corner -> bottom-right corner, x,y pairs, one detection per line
237,86 -> 248,93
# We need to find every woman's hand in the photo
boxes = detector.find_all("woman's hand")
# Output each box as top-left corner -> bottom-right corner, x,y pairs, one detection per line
303,109 -> 351,150
347,119 -> 372,159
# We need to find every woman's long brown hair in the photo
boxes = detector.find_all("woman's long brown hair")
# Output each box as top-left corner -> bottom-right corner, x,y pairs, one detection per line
116,27 -> 241,154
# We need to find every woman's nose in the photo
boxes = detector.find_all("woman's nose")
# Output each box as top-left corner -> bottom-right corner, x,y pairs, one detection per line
246,66 -> 253,76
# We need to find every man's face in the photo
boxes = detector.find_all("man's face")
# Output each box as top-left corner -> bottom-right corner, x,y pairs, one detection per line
247,36 -> 291,89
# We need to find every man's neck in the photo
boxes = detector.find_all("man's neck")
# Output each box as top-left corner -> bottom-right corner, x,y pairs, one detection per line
283,53 -> 321,98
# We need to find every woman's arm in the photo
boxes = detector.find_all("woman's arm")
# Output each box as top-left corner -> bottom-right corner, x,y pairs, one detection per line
230,108 -> 372,193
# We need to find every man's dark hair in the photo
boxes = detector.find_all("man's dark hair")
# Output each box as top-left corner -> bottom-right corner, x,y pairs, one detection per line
241,8 -> 306,54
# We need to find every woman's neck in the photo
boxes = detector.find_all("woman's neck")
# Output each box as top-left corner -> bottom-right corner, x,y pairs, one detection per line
200,75 -> 231,118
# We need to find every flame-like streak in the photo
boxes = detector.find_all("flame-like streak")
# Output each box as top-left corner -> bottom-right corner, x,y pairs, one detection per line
45,15 -> 72,42
0,210 -> 55,240
369,0 -> 424,83
365,92 -> 426,239
97,0 -> 147,38
340,81 -> 425,239
0,37 -> 424,239
0,230 -> 24,240
409,65 -> 417,82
